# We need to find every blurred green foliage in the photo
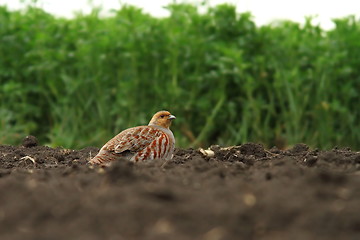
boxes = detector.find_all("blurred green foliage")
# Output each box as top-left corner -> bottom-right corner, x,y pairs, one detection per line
0,4 -> 359,149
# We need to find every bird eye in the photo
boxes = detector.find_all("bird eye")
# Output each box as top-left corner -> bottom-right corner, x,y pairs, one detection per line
160,115 -> 165,118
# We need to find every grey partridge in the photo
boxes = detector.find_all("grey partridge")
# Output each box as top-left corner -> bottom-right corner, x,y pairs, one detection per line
89,110 -> 176,166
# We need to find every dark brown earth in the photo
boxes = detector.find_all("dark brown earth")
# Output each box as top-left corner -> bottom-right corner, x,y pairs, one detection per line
0,136 -> 360,240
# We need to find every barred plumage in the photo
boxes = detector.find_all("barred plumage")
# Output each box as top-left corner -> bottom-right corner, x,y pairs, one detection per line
89,111 -> 175,166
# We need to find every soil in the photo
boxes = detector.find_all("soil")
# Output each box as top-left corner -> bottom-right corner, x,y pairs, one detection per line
1,136 -> 360,240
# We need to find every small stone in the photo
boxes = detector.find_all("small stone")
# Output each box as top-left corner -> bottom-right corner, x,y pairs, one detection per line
243,193 -> 257,207
269,146 -> 281,154
304,156 -> 318,167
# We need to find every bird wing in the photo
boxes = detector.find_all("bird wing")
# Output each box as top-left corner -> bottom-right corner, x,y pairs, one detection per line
102,126 -> 161,154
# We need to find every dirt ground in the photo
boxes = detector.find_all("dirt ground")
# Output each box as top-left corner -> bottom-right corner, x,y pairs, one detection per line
0,136 -> 360,240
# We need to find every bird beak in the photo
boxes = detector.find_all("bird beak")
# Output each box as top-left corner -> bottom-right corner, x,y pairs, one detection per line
169,115 -> 176,120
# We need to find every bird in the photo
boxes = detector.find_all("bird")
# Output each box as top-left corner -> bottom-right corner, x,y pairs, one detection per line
89,110 -> 176,166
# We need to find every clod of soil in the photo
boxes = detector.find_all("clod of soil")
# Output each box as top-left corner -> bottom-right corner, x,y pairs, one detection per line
0,138 -> 360,240
22,135 -> 38,148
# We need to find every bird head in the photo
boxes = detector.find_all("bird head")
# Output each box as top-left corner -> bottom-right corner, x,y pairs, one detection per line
148,110 -> 176,129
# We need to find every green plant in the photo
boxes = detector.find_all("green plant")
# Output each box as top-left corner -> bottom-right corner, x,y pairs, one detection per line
0,4 -> 359,150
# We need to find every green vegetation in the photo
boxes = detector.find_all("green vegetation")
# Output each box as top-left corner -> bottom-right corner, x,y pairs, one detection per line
0,3 -> 359,149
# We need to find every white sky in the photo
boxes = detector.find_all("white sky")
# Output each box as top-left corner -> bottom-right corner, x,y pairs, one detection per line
1,0 -> 359,29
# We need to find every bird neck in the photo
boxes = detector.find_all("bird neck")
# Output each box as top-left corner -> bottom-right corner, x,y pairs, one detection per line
148,122 -> 170,130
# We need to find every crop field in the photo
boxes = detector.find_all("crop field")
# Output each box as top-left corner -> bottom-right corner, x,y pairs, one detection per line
0,4 -> 360,149
0,137 -> 359,239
